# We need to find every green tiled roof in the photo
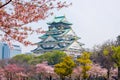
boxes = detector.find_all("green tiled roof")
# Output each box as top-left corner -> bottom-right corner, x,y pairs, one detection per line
39,29 -> 71,39
59,29 -> 71,36
54,16 -> 65,22
37,40 -> 72,45
47,16 -> 72,25
32,40 -> 82,53
39,34 -> 48,39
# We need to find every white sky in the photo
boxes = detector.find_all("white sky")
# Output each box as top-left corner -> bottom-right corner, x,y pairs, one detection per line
19,0 -> 120,53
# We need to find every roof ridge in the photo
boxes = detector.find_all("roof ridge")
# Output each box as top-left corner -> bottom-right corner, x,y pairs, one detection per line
55,16 -> 65,19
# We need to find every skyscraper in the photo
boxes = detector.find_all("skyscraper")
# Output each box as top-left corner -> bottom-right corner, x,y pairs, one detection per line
0,42 -> 21,59
0,42 -> 10,59
10,45 -> 22,58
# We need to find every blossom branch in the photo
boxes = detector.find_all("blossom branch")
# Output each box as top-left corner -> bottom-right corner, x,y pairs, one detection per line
0,0 -> 12,8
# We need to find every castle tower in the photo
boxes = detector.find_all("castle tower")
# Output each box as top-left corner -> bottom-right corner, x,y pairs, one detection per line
32,16 -> 83,57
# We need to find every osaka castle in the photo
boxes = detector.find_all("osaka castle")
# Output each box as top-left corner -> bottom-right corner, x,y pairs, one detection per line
32,16 -> 83,57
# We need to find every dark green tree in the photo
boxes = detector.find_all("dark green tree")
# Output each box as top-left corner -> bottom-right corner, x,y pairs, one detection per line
12,54 -> 34,64
46,50 -> 67,65
30,50 -> 67,65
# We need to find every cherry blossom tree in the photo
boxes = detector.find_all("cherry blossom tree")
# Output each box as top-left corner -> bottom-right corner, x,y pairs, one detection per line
0,0 -> 71,45
36,62 -> 56,80
88,64 -> 107,77
4,64 -> 24,80
0,68 -> 6,80
72,67 -> 82,80
111,68 -> 118,80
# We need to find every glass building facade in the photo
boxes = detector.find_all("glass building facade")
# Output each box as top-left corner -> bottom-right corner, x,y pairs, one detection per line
10,45 -> 21,58
0,42 -> 10,59
0,42 -> 21,59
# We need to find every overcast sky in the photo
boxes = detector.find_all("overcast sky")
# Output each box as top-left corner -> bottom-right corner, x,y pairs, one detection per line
20,0 -> 120,53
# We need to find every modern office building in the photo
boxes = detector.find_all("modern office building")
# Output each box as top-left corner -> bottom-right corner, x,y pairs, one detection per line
32,16 -> 83,57
0,42 -> 21,59
0,42 -> 10,59
10,45 -> 22,58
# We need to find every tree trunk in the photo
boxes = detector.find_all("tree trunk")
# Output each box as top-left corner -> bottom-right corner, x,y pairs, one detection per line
60,76 -> 65,80
69,74 -> 72,80
49,75 -> 52,80
61,77 -> 64,80
107,69 -> 110,80
118,67 -> 120,80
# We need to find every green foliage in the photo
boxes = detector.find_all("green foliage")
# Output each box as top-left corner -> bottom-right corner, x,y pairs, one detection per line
91,42 -> 115,80
103,48 -> 109,56
12,54 -> 34,64
102,47 -> 114,68
112,45 -> 120,80
54,56 -> 75,78
112,46 -> 120,67
77,52 -> 92,79
28,58 -> 42,65
45,50 -> 67,65
91,41 -> 116,66
77,52 -> 92,65
30,50 -> 67,65
12,50 -> 66,65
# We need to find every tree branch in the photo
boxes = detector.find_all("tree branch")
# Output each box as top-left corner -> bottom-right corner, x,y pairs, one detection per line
0,0 -> 12,8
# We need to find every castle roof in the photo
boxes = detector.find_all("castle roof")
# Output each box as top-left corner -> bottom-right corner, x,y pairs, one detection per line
32,16 -> 83,56
47,16 -> 72,25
